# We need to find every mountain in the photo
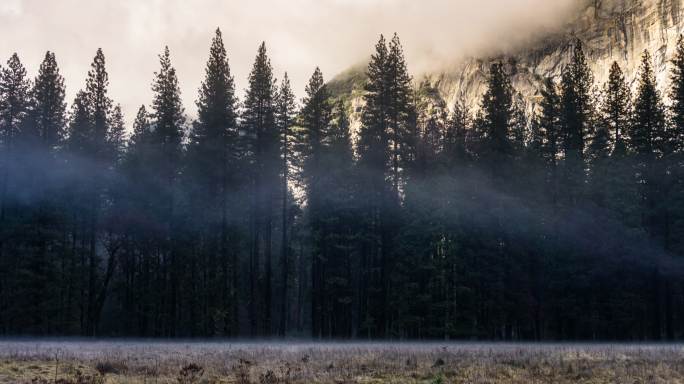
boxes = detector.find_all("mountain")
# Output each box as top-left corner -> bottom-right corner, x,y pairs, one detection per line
330,0 -> 684,121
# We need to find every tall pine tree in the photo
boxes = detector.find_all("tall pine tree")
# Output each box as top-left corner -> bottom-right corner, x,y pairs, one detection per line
274,73 -> 296,337
242,42 -> 278,336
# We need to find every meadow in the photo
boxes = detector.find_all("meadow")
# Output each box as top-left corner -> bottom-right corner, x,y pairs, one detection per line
0,341 -> 682,383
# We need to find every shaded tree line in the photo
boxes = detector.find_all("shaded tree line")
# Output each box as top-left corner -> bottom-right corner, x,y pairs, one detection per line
1,31 -> 684,340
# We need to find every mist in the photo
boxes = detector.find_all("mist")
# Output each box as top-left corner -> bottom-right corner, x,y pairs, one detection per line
0,0 -> 580,124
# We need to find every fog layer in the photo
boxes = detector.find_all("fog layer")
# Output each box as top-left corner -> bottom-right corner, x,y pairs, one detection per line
0,0 -> 580,123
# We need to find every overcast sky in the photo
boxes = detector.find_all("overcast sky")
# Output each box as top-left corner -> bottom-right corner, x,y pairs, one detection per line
0,0 -> 579,125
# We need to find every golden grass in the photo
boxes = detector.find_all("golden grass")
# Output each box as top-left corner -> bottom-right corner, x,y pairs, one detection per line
0,342 -> 683,383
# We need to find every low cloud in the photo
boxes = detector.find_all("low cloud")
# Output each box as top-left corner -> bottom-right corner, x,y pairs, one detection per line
0,0 -> 581,124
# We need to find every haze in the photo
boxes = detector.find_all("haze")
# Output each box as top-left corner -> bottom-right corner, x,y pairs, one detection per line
0,0 -> 579,124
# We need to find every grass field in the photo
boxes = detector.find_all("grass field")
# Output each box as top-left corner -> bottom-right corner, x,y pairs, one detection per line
0,341 -> 682,383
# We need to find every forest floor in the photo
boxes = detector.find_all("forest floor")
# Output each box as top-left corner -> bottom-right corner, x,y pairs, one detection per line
0,341 -> 682,383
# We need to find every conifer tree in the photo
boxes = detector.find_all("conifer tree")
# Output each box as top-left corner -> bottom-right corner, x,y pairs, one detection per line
631,51 -> 666,159
631,51 -> 669,338
539,78 -> 561,171
29,52 -> 66,151
85,49 -> 112,159
358,35 -> 389,174
151,46 -> 185,176
587,63 -> 630,208
603,62 -> 631,156
66,91 -> 92,156
242,42 -> 278,336
0,54 -> 31,145
148,46 -> 185,336
0,53 -> 30,218
630,51 -> 667,236
510,94 -> 527,155
274,73 -> 296,337
533,78 -> 564,223
297,67 -> 333,338
411,81 -> 447,176
668,35 -> 684,258
560,39 -> 594,202
107,104 -> 126,165
122,105 -> 152,211
479,61 -> 514,180
128,105 -> 151,154
15,52 -> 68,334
444,98 -> 470,162
186,28 -> 239,336
189,28 -> 237,197
329,99 -> 353,163
670,35 -> 684,152
321,99 -> 356,338
386,34 -> 414,199
0,54 -> 31,333
70,48 -> 116,336
356,35 -> 391,338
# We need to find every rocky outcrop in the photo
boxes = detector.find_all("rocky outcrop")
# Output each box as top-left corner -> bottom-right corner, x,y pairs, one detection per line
428,0 -> 684,114
332,0 -> 684,119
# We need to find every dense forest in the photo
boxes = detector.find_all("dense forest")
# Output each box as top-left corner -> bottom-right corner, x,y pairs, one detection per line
1,29 -> 684,340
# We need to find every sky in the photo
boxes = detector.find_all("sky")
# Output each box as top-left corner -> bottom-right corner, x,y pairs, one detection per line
0,0 -> 580,126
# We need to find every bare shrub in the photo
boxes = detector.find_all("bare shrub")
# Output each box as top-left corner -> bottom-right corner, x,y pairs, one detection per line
177,363 -> 204,384
33,370 -> 104,384
233,358 -> 252,384
94,359 -> 127,375
258,369 -> 279,384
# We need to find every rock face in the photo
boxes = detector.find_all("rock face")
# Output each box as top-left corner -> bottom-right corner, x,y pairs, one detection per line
428,0 -> 684,113
332,0 -> 684,118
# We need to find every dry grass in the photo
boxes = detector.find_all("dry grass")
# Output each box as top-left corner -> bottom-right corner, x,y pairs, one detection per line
0,341 -> 682,383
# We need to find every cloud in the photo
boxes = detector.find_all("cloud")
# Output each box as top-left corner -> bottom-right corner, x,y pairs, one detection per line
0,0 -> 581,125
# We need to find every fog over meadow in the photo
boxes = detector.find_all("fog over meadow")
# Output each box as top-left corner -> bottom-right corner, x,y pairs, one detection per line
0,0 -> 579,125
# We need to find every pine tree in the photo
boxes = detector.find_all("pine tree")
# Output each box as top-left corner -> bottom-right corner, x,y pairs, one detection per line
412,80 -> 447,176
356,35 -> 391,338
66,91 -> 93,156
536,78 -> 564,213
107,104 -> 126,165
184,29 -> 239,336
603,62 -> 631,157
274,73 -> 296,337
189,28 -> 237,198
21,51 -> 68,335
329,99 -> 353,163
588,62 -> 630,208
242,42 -> 278,336
151,46 -> 185,174
668,35 -> 684,259
631,51 -> 666,159
28,52 -> 66,151
538,78 -> 561,171
670,35 -> 684,153
298,67 -> 333,338
631,51 -> 667,238
479,61 -> 514,180
358,35 -> 389,174
0,53 -> 30,217
0,54 -> 31,146
65,48 -> 116,336
444,98 -> 470,162
631,50 -> 669,339
0,53 -> 33,334
560,39 -> 594,202
148,46 -> 185,336
510,93 -> 527,155
128,105 -> 151,153
321,99 -> 356,338
85,49 -> 112,159
386,34 -> 414,199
